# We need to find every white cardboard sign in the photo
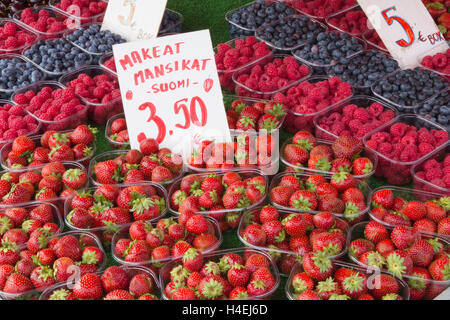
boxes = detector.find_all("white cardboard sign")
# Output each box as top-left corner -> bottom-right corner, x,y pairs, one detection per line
101,0 -> 167,41
112,30 -> 231,153
358,0 -> 449,68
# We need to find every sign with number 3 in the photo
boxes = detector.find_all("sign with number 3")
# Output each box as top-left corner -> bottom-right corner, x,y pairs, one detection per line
101,0 -> 167,41
358,0 -> 449,68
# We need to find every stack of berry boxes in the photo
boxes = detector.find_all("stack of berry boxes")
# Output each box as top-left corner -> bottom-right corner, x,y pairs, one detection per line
0,0 -> 448,301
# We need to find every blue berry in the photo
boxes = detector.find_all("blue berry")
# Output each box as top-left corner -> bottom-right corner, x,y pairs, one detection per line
159,9 -> 183,35
0,57 -> 44,94
416,90 -> 449,130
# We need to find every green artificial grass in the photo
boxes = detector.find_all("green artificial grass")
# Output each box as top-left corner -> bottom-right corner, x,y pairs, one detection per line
90,0 -> 410,300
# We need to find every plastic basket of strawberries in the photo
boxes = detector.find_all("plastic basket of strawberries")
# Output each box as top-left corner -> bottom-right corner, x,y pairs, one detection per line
347,221 -> 450,300
0,124 -> 97,171
105,113 -> 129,149
0,161 -> 88,212
168,171 -> 268,231
159,248 -> 280,300
238,206 -> 349,274
88,138 -> 184,188
40,265 -> 161,300
286,258 -> 410,300
369,187 -> 449,238
0,230 -> 106,300
281,132 -> 378,180
269,171 -> 372,224
111,215 -> 222,269
63,182 -> 168,245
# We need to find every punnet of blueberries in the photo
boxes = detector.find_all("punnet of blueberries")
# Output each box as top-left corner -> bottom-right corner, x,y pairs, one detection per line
0,56 -> 44,92
293,31 -> 364,67
416,90 -> 449,130
159,9 -> 183,35
256,15 -> 325,50
372,68 -> 448,109
328,50 -> 399,89
227,0 -> 295,38
23,38 -> 90,75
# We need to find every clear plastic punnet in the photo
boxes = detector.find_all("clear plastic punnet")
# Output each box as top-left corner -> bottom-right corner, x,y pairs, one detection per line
324,5 -> 369,37
104,113 -> 129,150
158,8 -> 184,36
98,52 -> 116,75
225,1 -> 261,39
0,19 -> 38,55
159,248 -> 280,300
290,0 -> 357,21
417,46 -> 450,81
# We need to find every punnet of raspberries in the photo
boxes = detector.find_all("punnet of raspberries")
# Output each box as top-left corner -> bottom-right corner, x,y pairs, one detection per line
43,266 -> 160,300
0,231 -> 105,297
282,132 -> 375,178
17,7 -> 69,37
234,55 -> 311,97
421,49 -> 450,76
326,7 -> 369,35
101,54 -> 116,73
0,102 -> 40,146
287,258 -> 406,300
414,152 -> 450,192
0,203 -> 62,247
291,0 -> 356,18
92,138 -> 183,185
348,221 -> 450,299
215,36 -> 272,91
66,183 -> 166,244
53,0 -> 107,18
0,20 -> 36,53
161,249 -> 279,300
113,215 -> 220,266
370,188 -> 449,236
270,172 -> 370,223
239,208 -> 348,268
14,85 -> 88,131
0,161 -> 88,207
315,99 -> 397,140
3,125 -> 96,169
106,114 -> 129,148
170,172 -> 267,231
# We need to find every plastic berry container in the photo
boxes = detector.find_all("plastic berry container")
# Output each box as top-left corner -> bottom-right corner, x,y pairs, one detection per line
12,5 -> 73,40
417,46 -> 450,81
98,52 -> 116,75
325,5 -> 368,37
362,114 -> 449,185
88,150 -> 185,189
63,182 -> 169,244
184,130 -> 280,176
0,99 -> 42,149
11,81 -> 89,131
290,0 -> 357,21
347,221 -> 449,299
58,65 -> 123,125
105,112 -> 129,150
111,216 -> 223,267
0,230 -> 106,300
237,206 -> 349,272
362,29 -> 388,53
49,0 -> 107,24
215,37 -> 273,92
313,95 -> 399,142
39,264 -> 161,300
159,247 -> 280,300
167,170 -> 269,227
282,75 -> 354,134
0,54 -> 47,98
225,1 -> 260,39
371,69 -> 449,113
279,138 -> 378,180
0,19 -> 38,55
285,260 -> 410,300
412,141 -> 450,196
232,53 -> 312,99
254,15 -> 327,52
158,8 -> 184,36
268,171 -> 372,223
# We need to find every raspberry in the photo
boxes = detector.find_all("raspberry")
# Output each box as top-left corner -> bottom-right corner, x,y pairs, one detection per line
430,178 -> 446,188
425,167 -> 443,181
5,37 -> 18,49
418,131 -> 435,145
365,139 -> 378,151
342,104 -> 358,118
3,22 -> 17,37
432,53 -> 447,68
418,142 -> 434,156
13,94 -> 28,105
432,130 -> 449,146
390,123 -> 408,137
379,109 -> 395,123
3,129 -> 17,140
378,142 -> 393,156
353,108 -> 369,123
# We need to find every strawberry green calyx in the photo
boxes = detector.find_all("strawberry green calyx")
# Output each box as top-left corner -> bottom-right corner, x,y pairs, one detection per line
233,290 -> 249,299
362,162 -> 373,174
0,239 -> 18,251
81,250 -> 100,265
131,197 -> 156,217
38,265 -> 56,281
305,180 -> 317,192
226,213 -> 239,224
102,221 -> 120,234
316,277 -> 337,293
437,196 -> 450,211
173,191 -> 187,206
408,273 -> 426,290
267,245 -> 282,261
1,172 -> 14,182
0,216 -> 12,235
88,125 -> 99,136
238,116 -> 255,129
321,243 -> 340,257
170,265 -> 191,283
266,103 -> 286,118
344,202 -> 360,220
203,261 -> 220,276
365,251 -> 386,268
218,256 -> 233,273
292,278 -> 308,294
21,219 -> 36,233
237,196 -> 252,208
427,237 -> 444,254
328,294 -> 350,300
149,155 -> 162,165
386,253 -> 406,278
125,163 -> 140,171
189,180 -> 201,194
93,193 -> 113,207
83,146 -> 93,157
342,273 -> 364,294
382,293 -> 400,300
274,229 -> 286,244
332,171 -> 350,183
200,278 -> 223,299
291,195 -> 313,210
53,133 -> 69,145
314,158 -> 331,171
63,169 -> 83,181
234,102 -> 246,114
249,279 -> 266,291
236,134 -> 249,147
123,240 -> 136,258
262,118 -> 279,131
281,214 -> 297,226
183,248 -> 200,263
234,150 -> 249,163
191,189 -> 204,197
311,251 -> 333,273
112,167 -> 123,183
11,164 -> 24,169
233,186 -> 246,195
49,289 -> 72,300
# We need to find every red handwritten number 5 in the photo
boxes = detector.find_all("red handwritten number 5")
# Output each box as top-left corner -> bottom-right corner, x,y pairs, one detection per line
381,7 -> 415,47
174,99 -> 190,129
138,102 -> 166,144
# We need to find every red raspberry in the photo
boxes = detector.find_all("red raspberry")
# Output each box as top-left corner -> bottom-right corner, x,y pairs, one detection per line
5,36 -> 18,49
3,22 -> 17,37
13,94 -> 29,105
352,108 -> 369,123
390,123 -> 408,137
418,142 -> 434,156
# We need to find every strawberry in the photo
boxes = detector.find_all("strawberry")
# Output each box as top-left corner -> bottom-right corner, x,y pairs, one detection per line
70,125 -> 96,145
12,136 -> 36,156
62,169 -> 87,189
332,136 -> 362,159
386,250 -> 413,278
139,138 -> 159,156
407,267 -> 431,300
73,273 -> 103,300
369,274 -> 399,299
30,265 -> 56,290
330,171 -> 355,192
311,232 -> 343,256
302,251 -> 334,281
364,221 -> 388,244
425,201 -> 446,223
94,160 -> 122,184
401,201 -> 427,221
293,131 -> 316,151
182,248 -> 203,272
185,215 -> 208,235
49,144 -> 74,161
53,257 -> 75,282
371,189 -> 394,209
413,218 -> 437,234
291,272 -> 314,294
408,240 -> 434,268
282,214 -> 308,237
289,190 -> 317,210
312,212 -> 334,229
283,144 -> 309,166
390,225 -> 419,250
54,235 -> 82,261
227,264 -> 250,287
2,272 -> 34,294
438,217 -> 450,235
129,273 -> 154,297
352,157 -> 373,176
341,272 -> 367,299
349,239 -> 375,259
172,287 -> 197,300
428,256 -> 450,281
296,289 -> 321,300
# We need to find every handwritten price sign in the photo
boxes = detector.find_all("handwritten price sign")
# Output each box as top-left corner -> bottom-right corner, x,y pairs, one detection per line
358,0 -> 449,68
112,30 -> 231,152
102,0 -> 167,41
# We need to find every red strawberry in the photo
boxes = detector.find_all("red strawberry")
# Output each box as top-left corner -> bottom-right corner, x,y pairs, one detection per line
364,221 -> 389,244
408,240 -> 434,268
73,273 -> 103,300
302,251 -> 334,281
2,272 -> 34,294
289,190 -> 317,210
386,250 -> 413,278
352,157 -> 373,176
369,274 -> 399,299
371,189 -> 394,209
390,225 -> 419,250
70,125 -> 96,145
401,201 -> 427,221
330,171 -> 355,192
